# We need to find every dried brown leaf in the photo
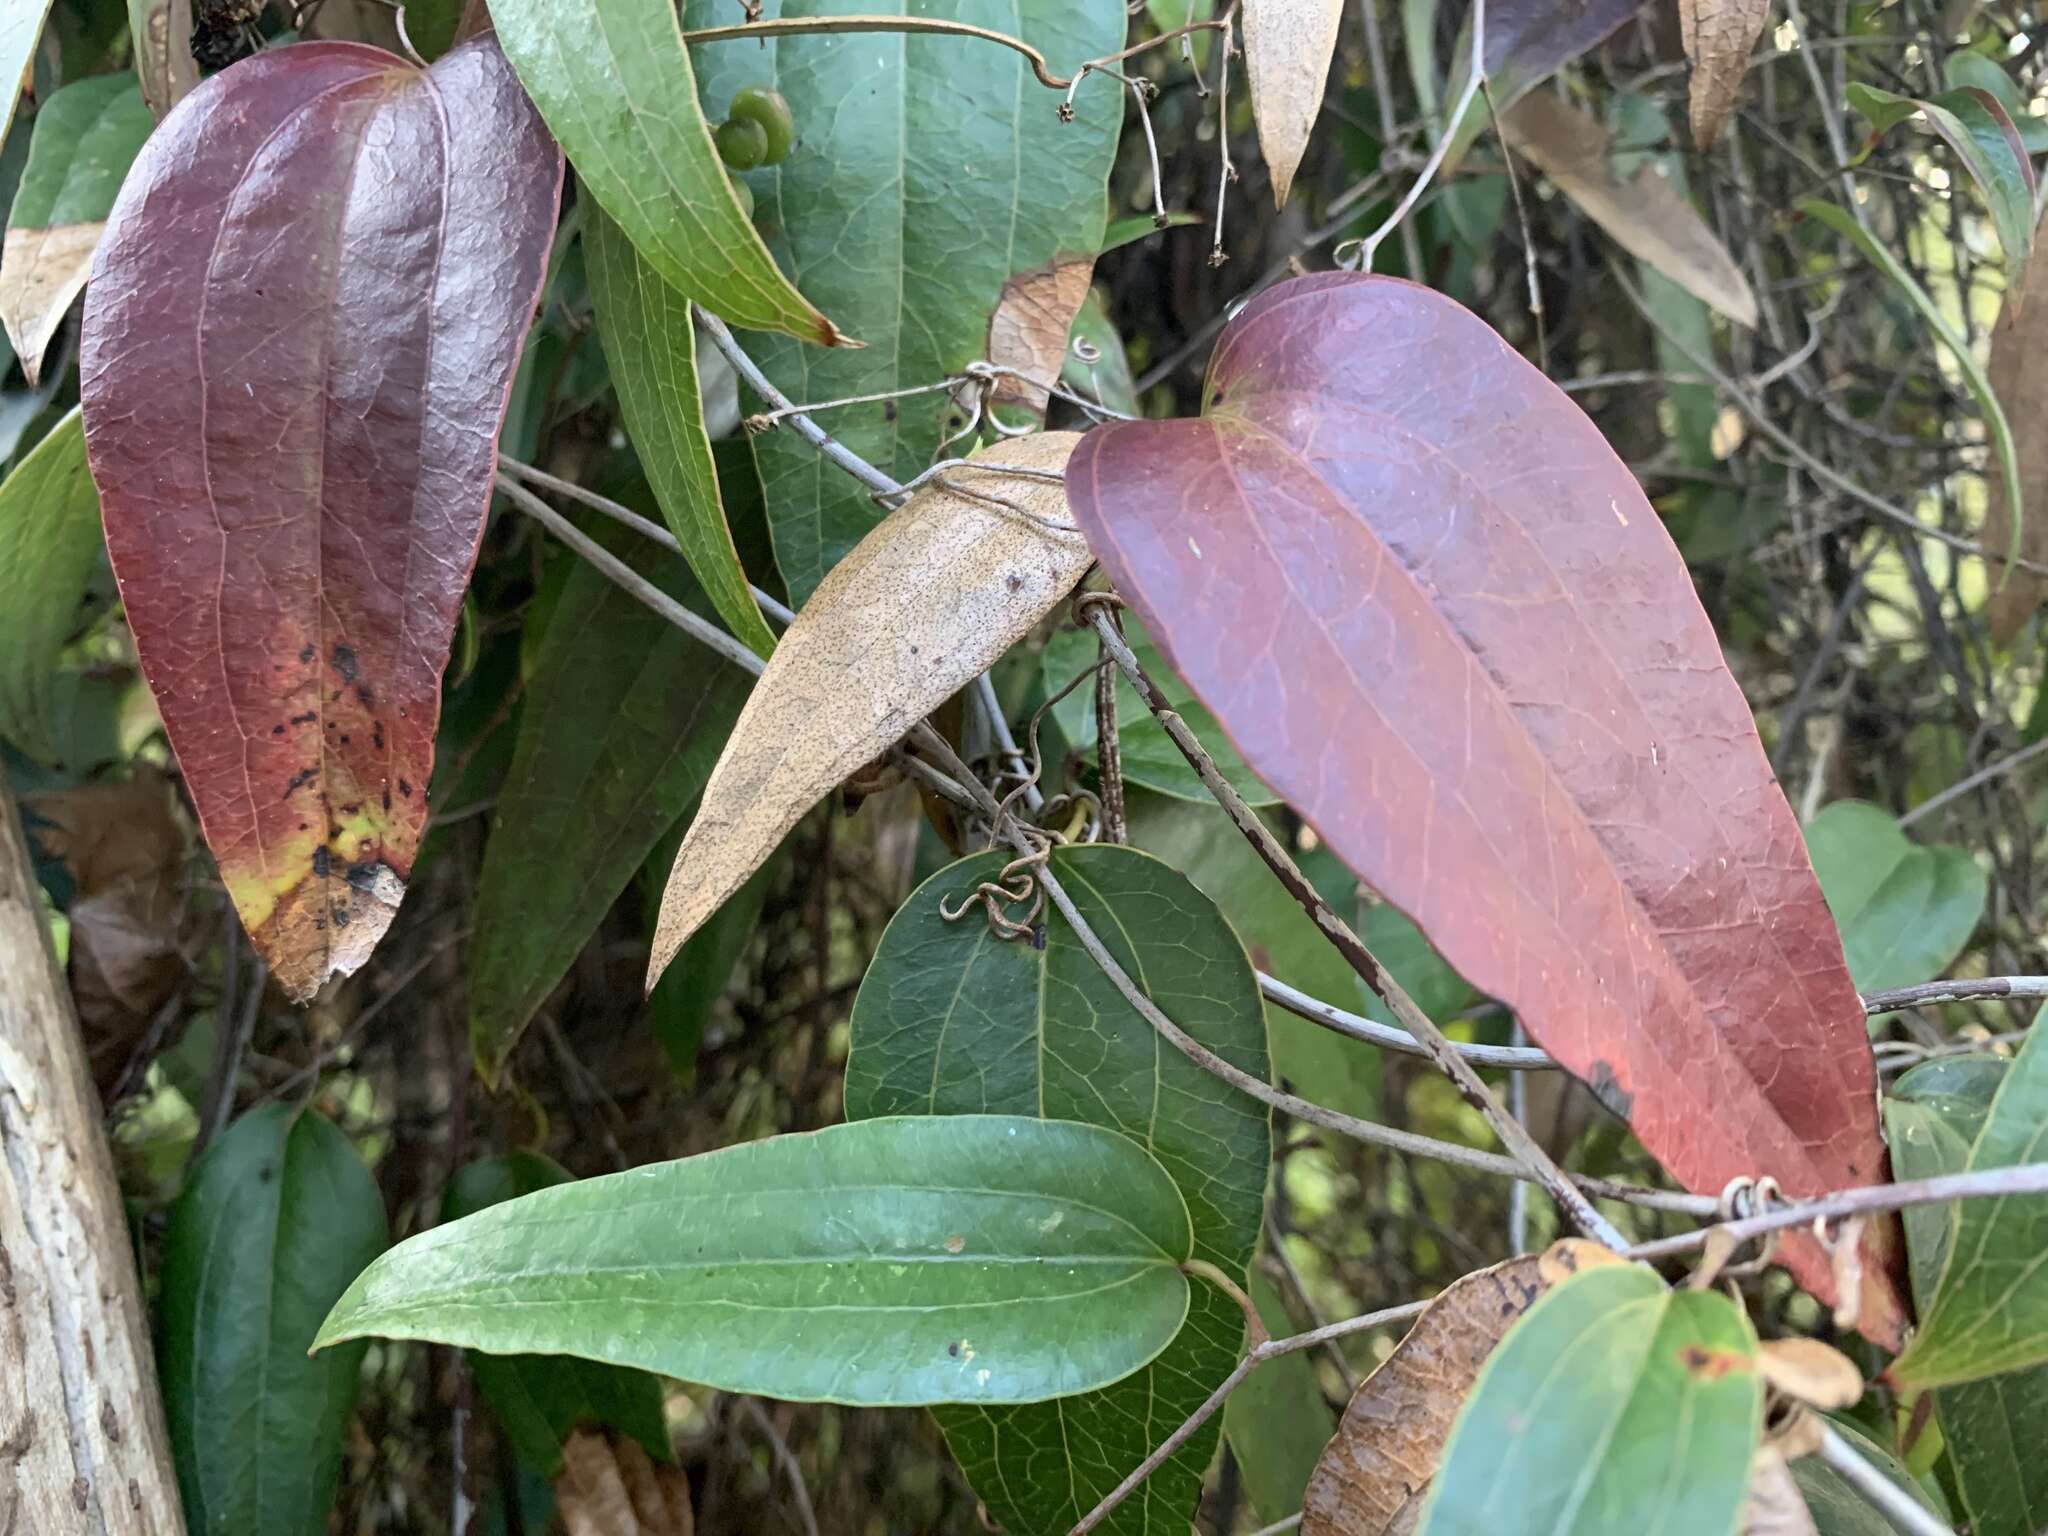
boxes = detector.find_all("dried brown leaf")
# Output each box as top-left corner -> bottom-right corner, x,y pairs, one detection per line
1502,89 -> 1760,327
556,1428 -> 693,1536
1766,1403 -> 1826,1461
1742,1448 -> 1821,1536
1536,1237 -> 1628,1287
648,431 -> 1091,983
1985,211 -> 2048,644
1242,0 -> 1345,206
986,253 -> 1095,412
1758,1338 -> 1864,1410
0,223 -> 101,386
1681,0 -> 1770,150
1301,1256 -> 1547,1536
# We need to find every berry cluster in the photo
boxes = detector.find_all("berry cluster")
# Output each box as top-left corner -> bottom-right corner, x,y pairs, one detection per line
713,87 -> 795,218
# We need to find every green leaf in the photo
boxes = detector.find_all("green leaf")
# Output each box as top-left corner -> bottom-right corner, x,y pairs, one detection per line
1804,800 -> 1985,995
682,0 -> 1124,601
488,0 -> 836,345
161,1105 -> 389,1536
0,72 -> 152,377
1416,1264 -> 1762,1536
1224,1265 -> 1336,1523
845,844 -> 1269,1533
1847,83 -> 2036,296
584,207 -> 777,657
1798,198 -> 2024,577
1945,51 -> 2048,154
1124,789 -> 1383,1121
316,1115 -> 1195,1407
1064,286 -> 1137,416
0,408 -> 101,763
441,1153 -> 671,1474
1892,1021 -> 2048,1388
467,517 -> 751,1082
1790,1419 -> 1948,1536
1041,621 -> 1279,806
1887,1056 -> 2048,1533
1101,210 -> 1201,253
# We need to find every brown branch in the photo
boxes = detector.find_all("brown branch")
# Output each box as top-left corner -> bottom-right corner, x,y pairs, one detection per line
682,15 -> 1077,88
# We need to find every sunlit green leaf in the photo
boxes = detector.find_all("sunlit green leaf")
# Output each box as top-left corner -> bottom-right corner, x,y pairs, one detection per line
0,409 -> 101,764
317,1115 -> 1194,1408
1805,800 -> 1985,995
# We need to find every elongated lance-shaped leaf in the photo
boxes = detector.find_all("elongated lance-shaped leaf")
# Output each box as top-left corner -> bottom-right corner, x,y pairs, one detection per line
490,0 -> 838,346
649,432 -> 1091,983
683,0 -> 1123,601
129,0 -> 199,117
1416,1264 -> 1763,1536
1848,83 -> 2036,301
1891,1020 -> 2048,1389
0,3 -> 55,145
441,1154 -> 673,1475
1799,197 -> 2023,580
1066,272 -> 1904,1344
0,410 -> 101,764
467,512 -> 749,1081
80,38 -> 563,1001
584,207 -> 776,656
0,73 -> 153,384
1241,0 -> 1344,207
317,1115 -> 1194,1407
160,1105 -> 389,1536
848,845 -> 1270,1535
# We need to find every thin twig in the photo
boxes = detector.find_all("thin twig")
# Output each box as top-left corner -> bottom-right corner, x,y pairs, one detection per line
1351,0 -> 1484,272
1861,975 -> 2048,1015
1816,1427 -> 1951,1536
1900,737 -> 2048,828
742,1398 -> 822,1536
1087,612 -> 1625,1247
1358,0 -> 1424,279
1259,973 -> 1554,1068
683,14 -> 1078,89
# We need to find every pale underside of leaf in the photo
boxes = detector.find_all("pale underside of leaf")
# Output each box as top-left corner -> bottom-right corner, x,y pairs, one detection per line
1681,0 -> 1770,149
1301,1256 -> 1548,1536
1503,89 -> 1759,326
649,431 -> 1091,984
0,222 -> 100,384
1985,209 -> 2048,643
1242,0 -> 1345,206
1742,1449 -> 1820,1536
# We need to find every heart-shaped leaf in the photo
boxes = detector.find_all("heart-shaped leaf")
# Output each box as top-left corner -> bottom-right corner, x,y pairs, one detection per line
80,38 -> 562,1000
1066,272 -> 1902,1344
1415,1264 -> 1763,1536
847,844 -> 1270,1534
649,432 -> 1091,984
316,1115 -> 1194,1407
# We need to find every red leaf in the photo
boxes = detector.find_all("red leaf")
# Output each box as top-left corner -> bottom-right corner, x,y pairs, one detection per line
1067,273 -> 1905,1345
81,37 -> 562,1001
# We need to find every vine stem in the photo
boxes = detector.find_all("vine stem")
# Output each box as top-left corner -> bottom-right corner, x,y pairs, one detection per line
1817,1428 -> 1950,1536
683,15 -> 1079,88
1086,611 -> 1625,1247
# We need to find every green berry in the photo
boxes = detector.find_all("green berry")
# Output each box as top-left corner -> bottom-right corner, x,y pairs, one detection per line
728,85 -> 795,165
715,116 -> 769,172
729,177 -> 755,220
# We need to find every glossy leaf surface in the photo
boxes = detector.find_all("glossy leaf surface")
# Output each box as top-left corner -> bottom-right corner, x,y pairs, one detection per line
160,1105 -> 389,1536
649,433 -> 1090,982
1805,801 -> 1984,995
442,1154 -> 672,1474
1886,1057 -> 2048,1536
1849,83 -> 2035,296
847,845 -> 1269,1534
318,1115 -> 1193,1407
584,207 -> 776,656
0,73 -> 153,382
468,517 -> 749,1081
1067,272 -> 1901,1341
1892,1022 -> 2048,1388
0,410 -> 101,763
683,0 -> 1123,600
1415,1264 -> 1762,1536
80,38 -> 562,1000
491,0 -> 835,345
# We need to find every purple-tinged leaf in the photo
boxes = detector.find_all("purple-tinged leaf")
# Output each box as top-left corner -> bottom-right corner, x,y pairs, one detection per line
81,37 -> 563,1000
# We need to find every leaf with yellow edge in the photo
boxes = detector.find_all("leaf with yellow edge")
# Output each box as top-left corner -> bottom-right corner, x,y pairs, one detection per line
648,432 -> 1091,984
